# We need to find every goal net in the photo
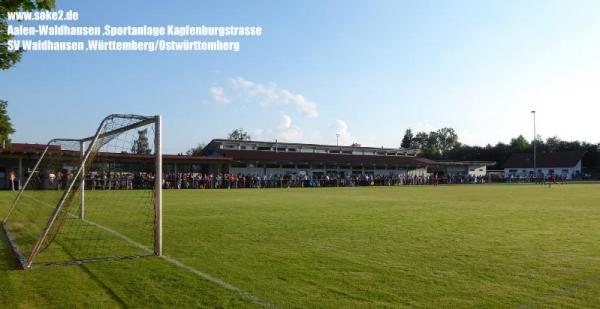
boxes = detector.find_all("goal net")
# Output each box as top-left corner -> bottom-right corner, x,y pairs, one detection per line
2,114 -> 162,269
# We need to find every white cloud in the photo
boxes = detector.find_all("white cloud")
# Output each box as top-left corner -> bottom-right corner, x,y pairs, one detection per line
209,87 -> 230,104
230,77 -> 319,117
334,119 -> 355,146
278,113 -> 293,129
276,113 -> 303,141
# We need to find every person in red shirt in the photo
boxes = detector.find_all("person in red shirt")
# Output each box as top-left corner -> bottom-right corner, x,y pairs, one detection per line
548,173 -> 557,187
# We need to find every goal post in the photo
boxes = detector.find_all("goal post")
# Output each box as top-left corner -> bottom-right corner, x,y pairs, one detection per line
154,115 -> 162,257
2,114 -> 163,269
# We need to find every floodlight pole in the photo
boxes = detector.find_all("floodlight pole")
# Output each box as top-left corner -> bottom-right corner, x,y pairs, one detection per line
80,141 -> 85,220
531,111 -> 537,172
154,115 -> 163,256
336,134 -> 340,146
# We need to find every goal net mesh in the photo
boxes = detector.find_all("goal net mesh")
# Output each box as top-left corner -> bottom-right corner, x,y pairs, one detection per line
3,115 -> 158,268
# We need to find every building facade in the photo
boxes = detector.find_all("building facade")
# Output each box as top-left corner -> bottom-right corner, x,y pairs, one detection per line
502,151 -> 585,180
203,139 -> 493,178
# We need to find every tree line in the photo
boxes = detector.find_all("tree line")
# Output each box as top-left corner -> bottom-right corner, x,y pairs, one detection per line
401,128 -> 599,174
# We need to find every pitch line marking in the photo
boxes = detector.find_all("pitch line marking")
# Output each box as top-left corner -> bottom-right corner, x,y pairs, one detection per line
19,194 -> 276,308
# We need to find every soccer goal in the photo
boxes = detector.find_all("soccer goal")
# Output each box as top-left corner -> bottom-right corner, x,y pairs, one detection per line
2,114 -> 162,269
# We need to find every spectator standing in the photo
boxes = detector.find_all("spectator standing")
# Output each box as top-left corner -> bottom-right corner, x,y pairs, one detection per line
9,170 -> 16,191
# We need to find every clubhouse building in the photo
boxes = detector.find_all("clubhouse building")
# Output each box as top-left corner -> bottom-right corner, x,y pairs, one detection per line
202,139 -> 492,178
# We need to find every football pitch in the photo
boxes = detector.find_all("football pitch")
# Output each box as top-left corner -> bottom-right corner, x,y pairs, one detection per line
1,184 -> 600,308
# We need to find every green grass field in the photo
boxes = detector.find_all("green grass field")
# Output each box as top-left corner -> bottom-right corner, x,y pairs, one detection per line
2,184 -> 600,308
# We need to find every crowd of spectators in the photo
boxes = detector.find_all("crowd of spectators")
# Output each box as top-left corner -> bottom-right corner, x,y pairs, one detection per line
161,173 -> 489,189
504,172 -> 571,184
26,171 -> 544,191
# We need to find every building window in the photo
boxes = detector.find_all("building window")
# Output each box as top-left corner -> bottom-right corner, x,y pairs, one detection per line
258,146 -> 271,151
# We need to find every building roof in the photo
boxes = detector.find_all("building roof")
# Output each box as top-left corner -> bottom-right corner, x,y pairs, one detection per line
502,151 -> 585,169
205,139 -> 419,156
0,143 -> 60,154
94,152 -> 231,162
433,160 -> 496,166
218,149 -> 436,166
0,143 -> 231,163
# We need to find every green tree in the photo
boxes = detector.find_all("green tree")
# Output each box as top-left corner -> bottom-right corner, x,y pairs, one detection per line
510,135 -> 531,152
131,129 -> 152,154
412,132 -> 429,150
186,143 -> 205,156
424,131 -> 440,158
0,100 -> 15,148
227,128 -> 251,141
1,0 -> 55,70
407,128 -> 458,158
435,127 -> 459,155
401,129 -> 413,148
350,142 -> 361,147
545,136 -> 562,152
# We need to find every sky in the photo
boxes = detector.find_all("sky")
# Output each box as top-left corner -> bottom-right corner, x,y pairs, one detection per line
2,0 -> 600,154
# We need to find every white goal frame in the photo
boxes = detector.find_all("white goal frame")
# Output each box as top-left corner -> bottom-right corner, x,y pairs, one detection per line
2,114 -> 162,269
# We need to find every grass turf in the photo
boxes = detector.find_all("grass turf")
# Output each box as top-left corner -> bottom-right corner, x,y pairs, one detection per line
2,184 -> 600,308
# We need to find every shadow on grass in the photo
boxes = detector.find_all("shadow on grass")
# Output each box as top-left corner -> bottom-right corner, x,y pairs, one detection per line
51,241 -> 129,307
0,231 -> 18,271
72,263 -> 128,308
0,230 -> 18,307
0,231 -> 128,307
